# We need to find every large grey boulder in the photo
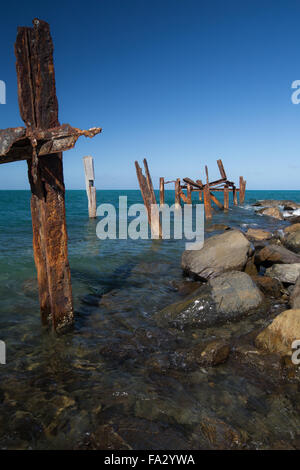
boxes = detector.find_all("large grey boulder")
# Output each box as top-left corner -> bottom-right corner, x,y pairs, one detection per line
154,271 -> 264,329
255,244 -> 300,266
209,271 -> 264,314
284,231 -> 300,254
181,230 -> 251,280
290,277 -> 300,309
265,264 -> 300,284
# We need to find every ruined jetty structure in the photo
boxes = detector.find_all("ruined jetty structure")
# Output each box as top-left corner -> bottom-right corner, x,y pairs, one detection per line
135,158 -> 246,234
0,19 -> 101,331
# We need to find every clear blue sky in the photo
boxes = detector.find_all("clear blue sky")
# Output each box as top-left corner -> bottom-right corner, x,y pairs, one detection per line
0,0 -> 300,189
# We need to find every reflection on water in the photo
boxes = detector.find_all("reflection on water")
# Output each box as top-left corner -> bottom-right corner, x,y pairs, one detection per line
0,190 -> 300,449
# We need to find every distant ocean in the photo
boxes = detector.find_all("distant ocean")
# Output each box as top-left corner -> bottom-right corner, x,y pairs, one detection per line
0,189 -> 300,449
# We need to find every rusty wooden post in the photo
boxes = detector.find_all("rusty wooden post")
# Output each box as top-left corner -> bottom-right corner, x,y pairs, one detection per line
159,177 -> 165,206
203,166 -> 212,219
224,185 -> 229,210
196,179 -> 203,201
135,161 -> 151,226
15,19 -> 73,331
217,159 -> 227,179
233,186 -> 238,205
187,184 -> 192,204
12,19 -> 101,331
203,185 -> 212,219
239,176 -> 246,204
210,192 -> 224,209
175,178 -> 181,208
135,160 -> 161,238
83,156 -> 97,218
243,179 -> 247,203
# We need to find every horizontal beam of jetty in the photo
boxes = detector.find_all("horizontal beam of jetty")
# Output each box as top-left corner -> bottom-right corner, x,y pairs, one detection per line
0,124 -> 101,164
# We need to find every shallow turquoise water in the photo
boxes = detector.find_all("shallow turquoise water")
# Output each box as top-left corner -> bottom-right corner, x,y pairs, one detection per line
0,189 -> 300,449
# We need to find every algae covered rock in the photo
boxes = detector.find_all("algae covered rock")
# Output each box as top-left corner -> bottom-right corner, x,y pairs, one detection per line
154,271 -> 264,329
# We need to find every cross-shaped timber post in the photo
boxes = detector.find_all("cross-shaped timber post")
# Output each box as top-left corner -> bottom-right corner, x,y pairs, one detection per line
0,19 -> 101,331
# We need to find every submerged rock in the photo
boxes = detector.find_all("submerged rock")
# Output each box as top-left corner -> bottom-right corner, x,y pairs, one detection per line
257,207 -> 283,220
154,271 -> 264,329
199,416 -> 245,449
255,245 -> 300,266
265,264 -> 300,284
284,231 -> 300,254
171,280 -> 202,296
191,339 -> 230,366
246,228 -> 272,241
290,277 -> 300,309
182,230 -> 251,280
255,309 -> 300,356
80,424 -> 132,450
205,223 -> 230,233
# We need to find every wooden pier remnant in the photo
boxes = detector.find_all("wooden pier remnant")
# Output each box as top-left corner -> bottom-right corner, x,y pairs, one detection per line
239,176 -> 246,204
175,178 -> 181,208
135,158 -> 246,227
157,159 -> 246,220
135,159 -> 161,238
0,19 -> 101,331
159,177 -> 165,206
83,156 -> 97,218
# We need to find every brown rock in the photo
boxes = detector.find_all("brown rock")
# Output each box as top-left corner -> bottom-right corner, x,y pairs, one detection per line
284,231 -> 300,253
252,276 -> 283,298
82,424 -> 132,450
205,223 -> 230,233
290,276 -> 300,309
246,228 -> 272,241
255,245 -> 300,266
257,207 -> 283,220
255,309 -> 300,356
284,223 -> 300,234
200,417 -> 244,449
244,256 -> 258,276
192,340 -> 230,366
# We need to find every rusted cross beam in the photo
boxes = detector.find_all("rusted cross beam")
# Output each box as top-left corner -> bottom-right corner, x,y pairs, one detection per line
0,125 -> 101,164
0,19 -> 101,331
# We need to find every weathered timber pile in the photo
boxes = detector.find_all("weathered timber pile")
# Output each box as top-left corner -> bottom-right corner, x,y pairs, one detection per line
0,19 -> 101,331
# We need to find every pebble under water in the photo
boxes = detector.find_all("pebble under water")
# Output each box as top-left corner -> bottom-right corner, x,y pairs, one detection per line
0,189 -> 300,450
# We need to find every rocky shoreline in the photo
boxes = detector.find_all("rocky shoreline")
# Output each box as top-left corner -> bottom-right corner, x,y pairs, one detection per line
155,199 -> 300,373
